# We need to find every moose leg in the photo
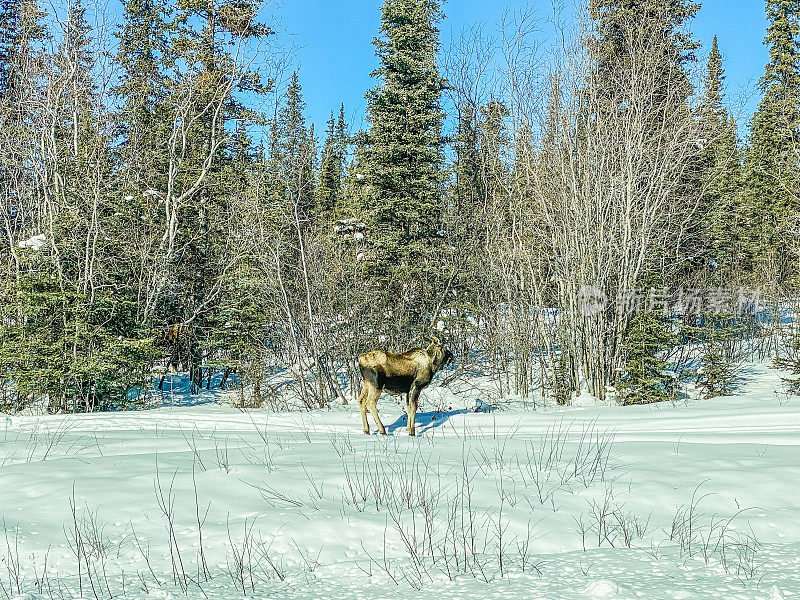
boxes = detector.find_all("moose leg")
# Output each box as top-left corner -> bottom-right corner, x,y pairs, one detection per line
366,385 -> 386,435
357,382 -> 370,435
407,385 -> 420,436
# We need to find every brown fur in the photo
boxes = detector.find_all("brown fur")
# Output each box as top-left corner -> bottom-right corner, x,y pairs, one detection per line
356,338 -> 453,436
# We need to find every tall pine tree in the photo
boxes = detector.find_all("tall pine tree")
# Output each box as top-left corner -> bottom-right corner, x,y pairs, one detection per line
316,104 -> 347,219
112,0 -> 172,192
696,36 -> 742,277
0,0 -> 46,245
359,0 -> 446,291
453,104 -> 480,216
742,0 -> 800,287
153,0 -> 271,391
589,0 -> 700,108
272,71 -> 315,223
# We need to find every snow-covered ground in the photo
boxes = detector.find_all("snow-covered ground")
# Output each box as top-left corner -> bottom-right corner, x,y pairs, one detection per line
2,362 -> 800,599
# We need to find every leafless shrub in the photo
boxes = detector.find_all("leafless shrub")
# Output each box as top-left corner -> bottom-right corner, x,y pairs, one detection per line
25,419 -> 81,463
1,520 -> 54,600
668,484 -> 762,581
517,420 -> 615,509
327,430 -> 356,458
669,482 -> 711,557
214,434 -> 231,473
64,488 -> 115,600
226,516 -> 258,595
254,536 -> 287,582
153,464 -> 188,592
1,522 -> 23,599
251,482 -> 306,508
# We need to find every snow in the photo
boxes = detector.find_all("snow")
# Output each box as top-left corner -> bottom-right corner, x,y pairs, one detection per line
770,585 -> 786,600
2,361 -> 800,599
17,233 -> 46,250
582,579 -> 621,596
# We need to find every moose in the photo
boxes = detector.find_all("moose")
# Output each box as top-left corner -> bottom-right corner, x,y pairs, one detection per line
357,337 -> 453,436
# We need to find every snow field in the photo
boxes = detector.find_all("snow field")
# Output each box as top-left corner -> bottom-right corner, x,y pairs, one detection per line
1,363 -> 800,599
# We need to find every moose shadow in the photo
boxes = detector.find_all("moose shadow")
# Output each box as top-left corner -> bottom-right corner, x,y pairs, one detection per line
385,408 -> 470,435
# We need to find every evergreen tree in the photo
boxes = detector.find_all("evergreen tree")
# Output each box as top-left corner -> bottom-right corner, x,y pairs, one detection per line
699,36 -> 725,123
359,0 -> 446,286
742,0 -> 800,286
112,0 -> 172,188
155,0 -> 271,391
696,37 -> 743,276
1,2 -> 155,413
478,99 -> 509,211
303,123 -> 318,217
230,119 -> 255,180
0,0 -> 19,96
0,269 -> 155,412
0,0 -> 46,100
540,73 -> 563,164
316,104 -> 347,218
111,0 -> 173,324
275,71 -> 315,223
450,102 -> 488,330
690,314 -> 745,399
620,308 -> 677,404
0,0 -> 46,247
56,0 -> 96,159
453,105 -> 480,215
589,0 -> 700,107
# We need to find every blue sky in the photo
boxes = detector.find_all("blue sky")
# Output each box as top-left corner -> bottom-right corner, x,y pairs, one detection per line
273,0 -> 769,138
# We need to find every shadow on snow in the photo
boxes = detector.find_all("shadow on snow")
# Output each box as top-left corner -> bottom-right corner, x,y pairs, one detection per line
384,408 -> 471,435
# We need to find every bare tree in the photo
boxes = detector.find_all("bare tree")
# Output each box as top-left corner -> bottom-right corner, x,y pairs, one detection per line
513,13 -> 703,400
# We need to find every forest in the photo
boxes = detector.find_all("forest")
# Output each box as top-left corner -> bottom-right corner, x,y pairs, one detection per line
0,0 -> 799,414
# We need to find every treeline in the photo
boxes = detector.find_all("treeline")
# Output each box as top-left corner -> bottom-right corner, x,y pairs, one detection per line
0,0 -> 798,413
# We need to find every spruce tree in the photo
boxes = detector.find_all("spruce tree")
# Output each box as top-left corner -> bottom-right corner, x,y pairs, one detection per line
589,0 -> 700,108
0,0 -> 46,100
453,105 -> 480,215
156,0 -> 271,392
699,36 -> 725,123
695,109 -> 744,404
112,0 -> 171,188
56,0 -> 96,159
110,0 -> 173,328
694,37 -> 743,275
275,71 -> 315,223
620,308 -> 677,404
742,0 -> 800,286
359,0 -> 446,287
0,0 -> 46,246
316,104 -> 347,219
0,0 -> 23,98
1,3 -> 155,413
478,99 -> 509,211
